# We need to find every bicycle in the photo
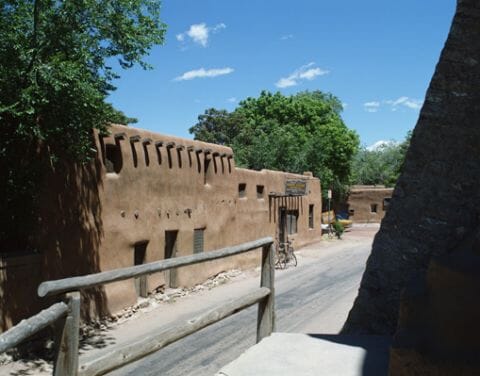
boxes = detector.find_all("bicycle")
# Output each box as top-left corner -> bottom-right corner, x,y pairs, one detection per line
274,240 -> 297,269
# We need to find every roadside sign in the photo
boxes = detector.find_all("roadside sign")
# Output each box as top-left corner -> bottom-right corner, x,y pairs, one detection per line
285,179 -> 307,196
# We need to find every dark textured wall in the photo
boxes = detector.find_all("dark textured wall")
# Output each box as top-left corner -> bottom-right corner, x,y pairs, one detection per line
343,0 -> 480,335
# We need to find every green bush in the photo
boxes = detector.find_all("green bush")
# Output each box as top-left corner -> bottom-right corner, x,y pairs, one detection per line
333,220 -> 344,239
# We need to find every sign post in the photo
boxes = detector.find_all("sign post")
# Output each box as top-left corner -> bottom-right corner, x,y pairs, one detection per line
327,189 -> 332,237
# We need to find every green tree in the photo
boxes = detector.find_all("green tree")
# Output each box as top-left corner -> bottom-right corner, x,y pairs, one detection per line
190,90 -> 359,198
189,108 -> 245,145
0,0 -> 166,249
395,130 -> 412,177
351,131 -> 412,187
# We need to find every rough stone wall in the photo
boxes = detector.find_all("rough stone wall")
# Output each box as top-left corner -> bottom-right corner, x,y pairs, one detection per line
343,0 -> 480,335
347,186 -> 393,223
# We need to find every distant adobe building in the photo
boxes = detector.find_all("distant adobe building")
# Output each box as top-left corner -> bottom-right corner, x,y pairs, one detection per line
346,185 -> 394,223
1,124 -> 322,330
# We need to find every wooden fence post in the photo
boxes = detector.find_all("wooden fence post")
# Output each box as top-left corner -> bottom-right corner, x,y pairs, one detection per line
54,291 -> 80,376
256,244 -> 275,343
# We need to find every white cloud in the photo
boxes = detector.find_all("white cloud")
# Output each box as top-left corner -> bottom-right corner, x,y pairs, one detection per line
212,23 -> 226,32
227,97 -> 237,103
174,67 -> 234,81
276,77 -> 297,88
299,67 -> 325,80
367,140 -> 399,151
187,23 -> 209,46
363,96 -> 423,113
275,62 -> 329,88
280,34 -> 293,40
364,101 -> 380,113
385,96 -> 423,111
177,22 -> 226,47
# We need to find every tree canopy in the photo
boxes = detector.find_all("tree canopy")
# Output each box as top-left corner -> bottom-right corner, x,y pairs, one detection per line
190,91 -> 360,198
351,131 -> 412,187
0,0 -> 166,248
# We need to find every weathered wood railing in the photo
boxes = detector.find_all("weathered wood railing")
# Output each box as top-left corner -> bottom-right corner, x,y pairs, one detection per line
0,293 -> 81,376
1,237 -> 275,376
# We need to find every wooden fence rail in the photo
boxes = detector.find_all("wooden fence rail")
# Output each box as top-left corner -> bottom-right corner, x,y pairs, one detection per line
0,293 -> 80,376
0,302 -> 68,353
79,287 -> 271,376
38,237 -> 273,298
2,237 -> 275,376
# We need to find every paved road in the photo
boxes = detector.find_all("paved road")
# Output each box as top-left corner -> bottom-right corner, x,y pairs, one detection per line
107,227 -> 375,376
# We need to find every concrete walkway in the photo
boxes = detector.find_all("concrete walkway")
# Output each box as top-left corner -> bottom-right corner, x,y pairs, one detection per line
217,333 -> 391,376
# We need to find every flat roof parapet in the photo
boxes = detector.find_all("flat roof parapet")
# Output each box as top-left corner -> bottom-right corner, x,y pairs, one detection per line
114,132 -> 127,140
130,135 -> 141,143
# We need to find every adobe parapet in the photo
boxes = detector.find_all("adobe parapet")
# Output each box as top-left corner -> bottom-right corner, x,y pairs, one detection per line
97,124 -> 235,179
96,124 -> 320,189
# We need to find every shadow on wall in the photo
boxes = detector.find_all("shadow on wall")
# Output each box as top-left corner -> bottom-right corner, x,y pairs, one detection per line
0,144 -> 108,331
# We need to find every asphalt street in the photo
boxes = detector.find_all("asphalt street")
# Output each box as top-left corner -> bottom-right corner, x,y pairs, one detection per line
107,227 -> 375,376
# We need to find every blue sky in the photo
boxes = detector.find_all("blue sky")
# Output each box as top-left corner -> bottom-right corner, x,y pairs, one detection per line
108,0 -> 456,147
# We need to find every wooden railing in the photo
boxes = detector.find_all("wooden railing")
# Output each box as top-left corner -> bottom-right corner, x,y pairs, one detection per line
0,294 -> 80,376
0,237 -> 275,376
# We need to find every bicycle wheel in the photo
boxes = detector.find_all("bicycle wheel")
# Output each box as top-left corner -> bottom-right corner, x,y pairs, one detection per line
281,251 -> 288,269
275,250 -> 285,269
289,249 -> 297,267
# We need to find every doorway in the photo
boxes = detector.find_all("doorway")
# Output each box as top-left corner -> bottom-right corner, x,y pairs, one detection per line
134,241 -> 148,298
164,230 -> 178,288
278,207 -> 287,244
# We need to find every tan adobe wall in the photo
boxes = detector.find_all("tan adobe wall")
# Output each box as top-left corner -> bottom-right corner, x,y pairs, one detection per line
1,124 -> 323,329
347,185 -> 393,223
97,125 -> 322,313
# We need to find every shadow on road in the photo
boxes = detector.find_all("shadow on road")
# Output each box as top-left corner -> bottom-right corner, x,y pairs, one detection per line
307,334 -> 391,375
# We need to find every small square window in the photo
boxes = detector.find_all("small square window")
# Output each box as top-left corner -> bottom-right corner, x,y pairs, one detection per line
193,228 -> 205,254
256,185 -> 264,199
238,183 -> 247,198
370,204 -> 378,213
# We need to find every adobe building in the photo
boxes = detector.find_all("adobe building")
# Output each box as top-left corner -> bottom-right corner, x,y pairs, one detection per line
346,185 -> 393,223
1,124 -> 323,330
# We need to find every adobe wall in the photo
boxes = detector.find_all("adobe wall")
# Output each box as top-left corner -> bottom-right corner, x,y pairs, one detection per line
1,124 -> 323,329
347,186 -> 393,223
97,125 -> 322,313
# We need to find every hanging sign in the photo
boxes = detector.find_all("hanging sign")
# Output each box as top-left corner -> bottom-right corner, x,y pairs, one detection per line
285,179 -> 307,196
